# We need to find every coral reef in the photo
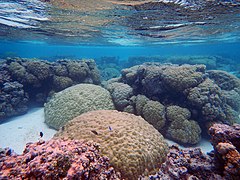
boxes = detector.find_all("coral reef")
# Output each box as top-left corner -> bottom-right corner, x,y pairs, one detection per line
101,67 -> 121,81
52,75 -> 73,91
44,84 -> 115,130
106,63 -> 240,144
0,139 -> 121,179
145,145 -> 222,180
142,100 -> 166,131
106,82 -> 133,110
96,56 -> 121,81
187,78 -> 225,122
166,55 -> 217,69
0,57 -> 101,119
166,106 -> 201,144
55,110 -> 169,180
0,82 -> 28,120
125,55 -> 237,72
209,123 -> 240,179
146,123 -> 240,180
0,63 -> 28,120
6,58 -> 100,99
161,64 -> 205,92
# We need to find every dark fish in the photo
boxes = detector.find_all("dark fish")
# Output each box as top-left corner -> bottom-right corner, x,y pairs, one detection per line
91,130 -> 98,135
6,148 -> 12,156
40,131 -> 43,138
108,126 -> 112,131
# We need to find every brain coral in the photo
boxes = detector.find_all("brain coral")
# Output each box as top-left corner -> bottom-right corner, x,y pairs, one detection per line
0,139 -> 121,179
55,110 -> 169,180
44,84 -> 115,130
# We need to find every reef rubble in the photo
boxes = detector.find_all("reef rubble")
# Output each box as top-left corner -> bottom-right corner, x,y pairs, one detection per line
146,123 -> 240,180
0,139 -> 121,179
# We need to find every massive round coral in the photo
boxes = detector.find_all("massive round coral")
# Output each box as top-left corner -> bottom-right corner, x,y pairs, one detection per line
55,110 -> 169,180
44,84 -> 115,130
0,139 -> 120,179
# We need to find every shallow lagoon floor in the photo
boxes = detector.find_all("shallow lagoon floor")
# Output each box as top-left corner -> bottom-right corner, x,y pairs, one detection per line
0,107 -> 213,154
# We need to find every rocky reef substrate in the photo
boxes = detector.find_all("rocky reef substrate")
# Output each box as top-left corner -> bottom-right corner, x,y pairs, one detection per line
0,139 -> 121,179
146,123 -> 240,180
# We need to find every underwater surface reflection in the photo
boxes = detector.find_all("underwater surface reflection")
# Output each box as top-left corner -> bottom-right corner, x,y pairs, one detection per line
0,0 -> 240,45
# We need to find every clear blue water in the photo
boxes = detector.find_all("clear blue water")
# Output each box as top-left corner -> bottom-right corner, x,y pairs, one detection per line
0,40 -> 240,63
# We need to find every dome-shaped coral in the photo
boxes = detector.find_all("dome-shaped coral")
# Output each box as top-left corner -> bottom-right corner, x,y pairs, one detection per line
44,84 -> 115,130
55,110 -> 169,180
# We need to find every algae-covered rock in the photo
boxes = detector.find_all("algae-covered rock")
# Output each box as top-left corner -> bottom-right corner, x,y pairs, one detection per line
44,84 -> 115,130
55,110 -> 169,180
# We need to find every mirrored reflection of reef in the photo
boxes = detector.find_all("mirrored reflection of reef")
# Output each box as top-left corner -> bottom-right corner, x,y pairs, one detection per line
1,0 -> 240,44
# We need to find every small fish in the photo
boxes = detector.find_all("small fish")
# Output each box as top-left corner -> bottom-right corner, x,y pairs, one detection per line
40,131 -> 43,138
91,130 -> 98,135
108,126 -> 112,131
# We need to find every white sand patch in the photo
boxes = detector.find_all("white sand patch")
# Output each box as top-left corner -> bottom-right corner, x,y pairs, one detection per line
166,138 -> 213,154
0,107 -> 214,155
0,108 -> 57,154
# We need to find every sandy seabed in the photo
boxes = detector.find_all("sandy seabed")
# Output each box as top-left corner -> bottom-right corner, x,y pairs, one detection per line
0,108 -> 213,154
0,108 -> 57,154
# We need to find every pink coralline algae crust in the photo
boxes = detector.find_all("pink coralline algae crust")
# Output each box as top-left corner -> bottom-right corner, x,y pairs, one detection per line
0,139 -> 121,179
147,145 -> 223,180
209,123 -> 240,179
147,123 -> 240,180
